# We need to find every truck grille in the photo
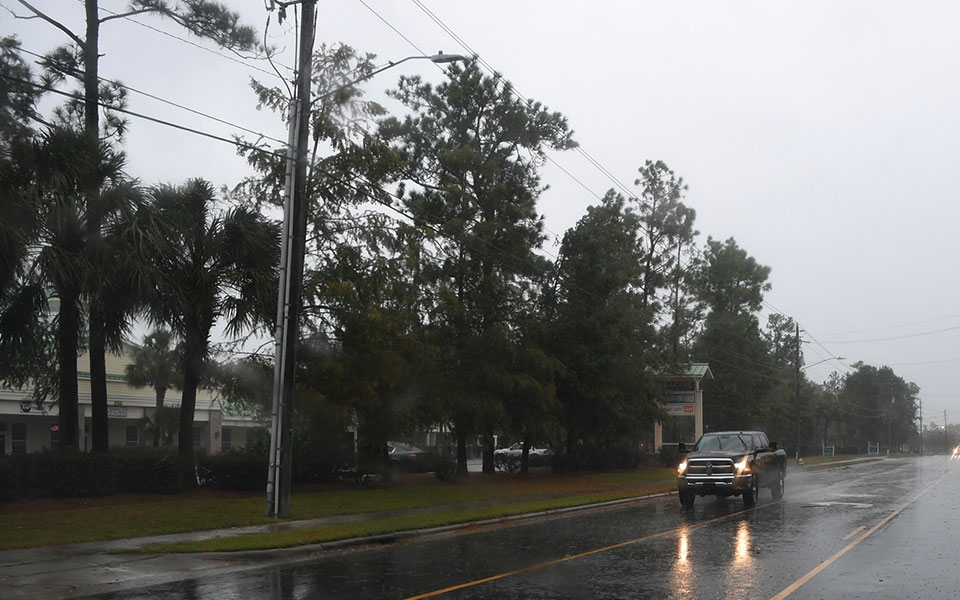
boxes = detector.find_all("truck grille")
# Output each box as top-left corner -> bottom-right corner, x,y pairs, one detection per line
685,458 -> 735,480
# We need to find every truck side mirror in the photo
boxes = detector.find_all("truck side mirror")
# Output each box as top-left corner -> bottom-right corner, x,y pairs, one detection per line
769,441 -> 778,451
678,442 -> 690,454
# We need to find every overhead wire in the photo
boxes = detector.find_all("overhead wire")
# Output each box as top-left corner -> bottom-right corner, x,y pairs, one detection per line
88,0 -> 293,80
4,41 -> 289,147
0,74 -> 290,162
355,0 -> 605,218
406,0 -> 636,202
4,69 -> 607,315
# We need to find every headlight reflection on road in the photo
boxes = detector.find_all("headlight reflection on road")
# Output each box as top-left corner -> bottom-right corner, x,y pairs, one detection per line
670,527 -> 694,599
734,520 -> 752,567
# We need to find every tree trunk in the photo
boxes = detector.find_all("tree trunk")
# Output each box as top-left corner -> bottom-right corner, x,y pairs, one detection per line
178,340 -> 201,487
481,425 -> 495,474
84,0 -> 109,453
520,434 -> 530,474
57,289 -> 81,452
456,430 -> 468,476
153,386 -> 165,447
89,318 -> 109,452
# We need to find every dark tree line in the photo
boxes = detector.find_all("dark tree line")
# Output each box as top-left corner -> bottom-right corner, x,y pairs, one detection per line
1,27 -> 922,492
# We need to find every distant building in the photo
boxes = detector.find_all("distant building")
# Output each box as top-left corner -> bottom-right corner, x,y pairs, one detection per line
654,363 -> 712,452
0,343 -> 265,455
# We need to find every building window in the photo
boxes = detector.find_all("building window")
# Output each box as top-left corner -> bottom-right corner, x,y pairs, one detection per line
12,423 -> 27,455
221,427 -> 232,451
125,425 -> 139,446
50,424 -> 60,451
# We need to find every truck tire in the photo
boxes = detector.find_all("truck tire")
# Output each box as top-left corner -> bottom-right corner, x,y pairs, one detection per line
679,490 -> 695,507
771,470 -> 785,500
743,475 -> 759,507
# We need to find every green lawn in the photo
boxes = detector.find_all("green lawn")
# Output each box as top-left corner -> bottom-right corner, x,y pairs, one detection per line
0,468 -> 673,551
136,486 -> 675,553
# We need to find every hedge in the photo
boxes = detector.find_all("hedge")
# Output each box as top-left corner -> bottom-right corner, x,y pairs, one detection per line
0,448 -> 185,500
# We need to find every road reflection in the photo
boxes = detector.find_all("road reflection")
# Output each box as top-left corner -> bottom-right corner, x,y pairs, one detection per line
670,526 -> 694,599
725,518 -> 754,596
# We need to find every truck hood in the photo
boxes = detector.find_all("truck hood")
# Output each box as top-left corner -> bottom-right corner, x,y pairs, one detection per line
687,450 -> 751,460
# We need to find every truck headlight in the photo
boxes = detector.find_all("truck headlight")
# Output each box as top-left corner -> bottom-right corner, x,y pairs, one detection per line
677,460 -> 688,474
734,458 -> 749,473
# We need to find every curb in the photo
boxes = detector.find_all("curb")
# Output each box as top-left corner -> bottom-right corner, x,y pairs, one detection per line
223,490 -> 676,557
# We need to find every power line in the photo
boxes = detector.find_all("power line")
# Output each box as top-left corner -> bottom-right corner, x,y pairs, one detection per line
88,0 -> 293,81
407,0 -> 637,201
817,312 -> 960,338
357,0 -> 606,211
5,41 -> 289,147
355,0 -> 430,57
8,67 -> 604,315
820,324 -> 960,344
704,355 -> 794,385
0,74 -> 289,162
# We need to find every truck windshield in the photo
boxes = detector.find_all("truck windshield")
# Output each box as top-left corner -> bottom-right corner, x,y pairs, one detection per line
694,434 -> 751,452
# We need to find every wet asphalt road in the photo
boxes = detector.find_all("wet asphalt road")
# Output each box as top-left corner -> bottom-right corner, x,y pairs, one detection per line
85,456 -> 960,599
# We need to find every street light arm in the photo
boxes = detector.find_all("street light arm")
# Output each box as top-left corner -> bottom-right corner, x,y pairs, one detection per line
800,357 -> 845,372
313,53 -> 470,103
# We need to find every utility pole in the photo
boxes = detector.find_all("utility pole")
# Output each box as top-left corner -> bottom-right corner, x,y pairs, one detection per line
266,0 -> 316,519
887,397 -> 892,456
794,322 -> 800,461
945,410 -> 949,455
918,398 -> 922,454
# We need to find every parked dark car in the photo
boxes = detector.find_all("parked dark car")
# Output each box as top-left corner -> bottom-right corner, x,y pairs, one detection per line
676,431 -> 786,507
387,441 -> 436,473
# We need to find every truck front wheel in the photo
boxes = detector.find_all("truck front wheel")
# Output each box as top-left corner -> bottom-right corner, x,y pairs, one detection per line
743,476 -> 759,507
771,470 -> 785,500
679,490 -> 695,507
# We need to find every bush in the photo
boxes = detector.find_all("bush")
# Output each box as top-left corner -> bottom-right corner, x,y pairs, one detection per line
33,451 -> 119,498
197,449 -> 267,491
113,448 -> 184,494
0,458 -> 18,501
658,446 -> 681,468
433,455 -> 457,481
552,438 -> 644,472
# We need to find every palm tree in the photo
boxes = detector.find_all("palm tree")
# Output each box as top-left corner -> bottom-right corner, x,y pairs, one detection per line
147,179 -> 279,483
0,126 -> 126,451
125,329 -> 183,446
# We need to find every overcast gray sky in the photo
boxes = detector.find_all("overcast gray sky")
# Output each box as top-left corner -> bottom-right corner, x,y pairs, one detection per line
6,1 -> 960,426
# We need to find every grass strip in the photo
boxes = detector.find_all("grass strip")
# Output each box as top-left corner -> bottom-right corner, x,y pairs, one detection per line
133,483 -> 675,553
804,458 -> 882,471
0,468 -> 673,550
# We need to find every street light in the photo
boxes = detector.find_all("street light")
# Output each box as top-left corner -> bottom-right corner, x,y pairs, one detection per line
265,24 -> 469,517
311,53 -> 471,105
795,350 -> 844,463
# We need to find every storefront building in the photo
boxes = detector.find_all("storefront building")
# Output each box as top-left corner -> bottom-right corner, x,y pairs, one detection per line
654,363 -> 712,452
0,344 -> 265,455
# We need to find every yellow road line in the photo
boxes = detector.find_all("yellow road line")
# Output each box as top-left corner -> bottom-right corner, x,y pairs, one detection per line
402,459 -> 918,600
400,501 -> 778,600
841,525 -> 865,540
769,468 -> 954,600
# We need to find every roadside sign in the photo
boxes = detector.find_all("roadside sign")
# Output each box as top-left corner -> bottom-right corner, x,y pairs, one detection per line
822,445 -> 834,456
867,441 -> 879,456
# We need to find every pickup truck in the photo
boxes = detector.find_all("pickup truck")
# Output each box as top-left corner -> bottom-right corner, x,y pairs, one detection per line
676,431 -> 786,507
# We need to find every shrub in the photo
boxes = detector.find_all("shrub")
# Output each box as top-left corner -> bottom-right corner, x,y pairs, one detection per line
552,438 -> 643,472
33,451 -> 119,498
433,455 -> 457,481
197,449 -> 266,491
0,458 -> 17,501
113,448 -> 184,494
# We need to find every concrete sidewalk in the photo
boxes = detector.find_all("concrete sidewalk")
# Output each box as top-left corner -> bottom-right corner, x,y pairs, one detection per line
0,488 -> 672,600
